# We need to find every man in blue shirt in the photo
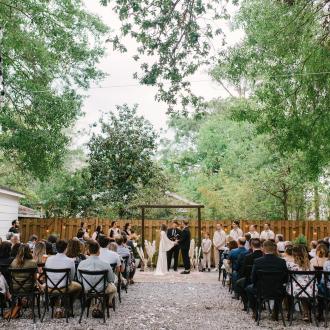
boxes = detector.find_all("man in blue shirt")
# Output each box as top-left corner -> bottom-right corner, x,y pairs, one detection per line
229,237 -> 248,299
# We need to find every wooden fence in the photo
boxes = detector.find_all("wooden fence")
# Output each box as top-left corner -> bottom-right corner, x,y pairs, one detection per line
20,217 -> 329,244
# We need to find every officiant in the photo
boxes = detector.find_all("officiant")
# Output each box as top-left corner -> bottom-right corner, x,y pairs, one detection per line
167,221 -> 181,271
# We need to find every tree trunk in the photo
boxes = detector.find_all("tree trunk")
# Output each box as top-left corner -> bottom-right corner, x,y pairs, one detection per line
314,186 -> 320,220
283,189 -> 289,220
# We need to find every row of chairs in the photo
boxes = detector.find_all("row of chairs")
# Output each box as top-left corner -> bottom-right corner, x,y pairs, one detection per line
221,266 -> 330,327
0,255 -> 130,323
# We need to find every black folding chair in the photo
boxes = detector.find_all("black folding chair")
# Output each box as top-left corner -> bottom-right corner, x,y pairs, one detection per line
78,269 -> 111,323
318,271 -> 330,327
111,263 -> 121,303
41,268 -> 71,323
121,256 -> 129,293
255,270 -> 286,327
8,267 -> 40,323
288,270 -> 318,326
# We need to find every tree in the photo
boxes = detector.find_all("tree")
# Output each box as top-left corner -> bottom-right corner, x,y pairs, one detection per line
213,0 -> 330,177
100,0 -> 231,113
88,104 -> 161,216
35,167 -> 95,217
0,0 -> 109,178
161,99 -> 326,220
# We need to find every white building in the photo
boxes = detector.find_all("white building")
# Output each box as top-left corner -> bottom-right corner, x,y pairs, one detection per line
0,186 -> 24,239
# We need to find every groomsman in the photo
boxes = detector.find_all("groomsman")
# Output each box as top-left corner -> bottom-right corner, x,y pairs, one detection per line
179,220 -> 191,274
167,221 -> 181,271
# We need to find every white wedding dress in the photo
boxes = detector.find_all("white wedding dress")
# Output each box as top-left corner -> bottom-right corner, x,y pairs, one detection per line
154,230 -> 175,276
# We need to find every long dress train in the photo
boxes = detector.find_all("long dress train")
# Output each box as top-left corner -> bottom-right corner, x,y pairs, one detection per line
154,231 -> 175,276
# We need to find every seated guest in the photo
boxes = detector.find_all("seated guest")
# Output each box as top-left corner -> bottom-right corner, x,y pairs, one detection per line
10,241 -> 21,259
10,244 -> 37,291
236,239 -> 263,310
282,244 -> 294,263
0,242 -> 13,267
246,240 -> 288,320
0,241 -> 13,287
76,229 -> 86,243
309,240 -> 317,258
223,240 -> 238,275
275,234 -> 285,253
78,241 -> 117,306
98,235 -> 121,272
28,235 -> 38,250
244,233 -> 251,251
45,240 -> 81,300
116,236 -> 130,259
33,241 -> 47,264
45,241 -> 55,256
229,237 -> 248,298
310,244 -> 328,269
66,238 -> 86,265
286,245 -> 315,322
123,234 -> 136,284
47,235 -> 58,255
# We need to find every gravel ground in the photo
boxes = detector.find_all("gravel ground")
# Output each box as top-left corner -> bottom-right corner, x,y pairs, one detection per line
2,276 -> 321,330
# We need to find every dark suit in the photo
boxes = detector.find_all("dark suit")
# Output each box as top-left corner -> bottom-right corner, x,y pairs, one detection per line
167,228 -> 181,271
246,254 -> 288,312
236,250 -> 263,307
180,227 -> 191,270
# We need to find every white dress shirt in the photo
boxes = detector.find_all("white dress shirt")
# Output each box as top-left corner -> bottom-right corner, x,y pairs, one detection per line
99,248 -> 121,267
45,253 -> 76,288
248,231 -> 260,239
260,229 -> 275,240
202,238 -> 212,253
213,230 -> 226,250
229,228 -> 243,241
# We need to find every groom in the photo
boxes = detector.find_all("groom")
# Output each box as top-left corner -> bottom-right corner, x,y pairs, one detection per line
167,221 -> 181,271
179,220 -> 191,274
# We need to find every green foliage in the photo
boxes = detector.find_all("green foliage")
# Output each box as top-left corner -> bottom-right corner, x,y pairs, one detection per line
0,0 -> 109,178
101,0 -> 230,113
161,99 -> 326,220
213,0 -> 330,177
35,167 -> 95,217
293,234 -> 308,246
88,104 -> 164,216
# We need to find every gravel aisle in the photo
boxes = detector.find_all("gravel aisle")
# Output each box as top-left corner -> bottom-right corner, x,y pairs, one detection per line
2,280 -> 320,330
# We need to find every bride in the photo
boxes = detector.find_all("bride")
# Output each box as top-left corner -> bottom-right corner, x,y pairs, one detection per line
155,224 -> 177,276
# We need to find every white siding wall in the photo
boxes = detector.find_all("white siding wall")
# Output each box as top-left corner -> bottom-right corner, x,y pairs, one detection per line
0,192 -> 20,239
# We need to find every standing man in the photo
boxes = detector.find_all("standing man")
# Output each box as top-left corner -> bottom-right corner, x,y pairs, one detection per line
229,220 -> 243,242
260,223 -> 275,240
248,224 -> 260,239
8,220 -> 19,234
179,220 -> 191,274
213,224 -> 226,270
167,221 -> 181,271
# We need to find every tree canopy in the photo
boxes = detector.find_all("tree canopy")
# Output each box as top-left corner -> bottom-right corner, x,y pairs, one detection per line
0,0 -> 109,178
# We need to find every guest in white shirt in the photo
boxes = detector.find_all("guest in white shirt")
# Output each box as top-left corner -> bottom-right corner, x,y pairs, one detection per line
98,235 -> 121,272
78,241 -> 117,306
45,240 -> 82,299
202,232 -> 212,271
213,224 -> 227,270
260,223 -> 275,240
248,225 -> 260,239
229,221 -> 243,242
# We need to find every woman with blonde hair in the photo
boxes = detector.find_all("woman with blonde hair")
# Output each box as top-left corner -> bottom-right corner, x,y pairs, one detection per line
33,241 -> 46,264
310,244 -> 328,268
286,245 -> 315,322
